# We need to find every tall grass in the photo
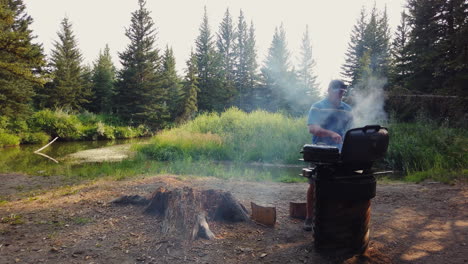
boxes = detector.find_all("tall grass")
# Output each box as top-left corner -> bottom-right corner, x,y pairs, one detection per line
385,122 -> 467,182
139,108 -> 467,183
138,108 -> 310,164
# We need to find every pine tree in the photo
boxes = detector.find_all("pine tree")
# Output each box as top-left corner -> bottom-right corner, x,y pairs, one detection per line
161,46 -> 182,121
341,5 -> 391,89
244,20 -> 259,110
217,7 -> 236,102
389,11 -> 412,89
298,25 -> 319,103
405,0 -> 445,94
116,0 -> 168,128
233,10 -> 248,109
261,24 -> 292,112
90,44 -> 116,113
0,0 -> 45,118
179,51 -> 199,122
341,8 -> 367,85
45,17 -> 90,110
195,6 -> 225,112
439,0 -> 467,96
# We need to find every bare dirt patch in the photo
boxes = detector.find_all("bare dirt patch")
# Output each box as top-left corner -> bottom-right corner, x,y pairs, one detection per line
0,175 -> 466,264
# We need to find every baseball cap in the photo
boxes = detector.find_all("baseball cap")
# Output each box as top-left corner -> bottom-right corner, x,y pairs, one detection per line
328,80 -> 347,90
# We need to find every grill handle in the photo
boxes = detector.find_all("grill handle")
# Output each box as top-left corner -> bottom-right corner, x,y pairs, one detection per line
362,125 -> 381,133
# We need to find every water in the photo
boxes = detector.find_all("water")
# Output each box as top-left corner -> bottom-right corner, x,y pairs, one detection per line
0,138 -> 307,182
0,138 -> 150,174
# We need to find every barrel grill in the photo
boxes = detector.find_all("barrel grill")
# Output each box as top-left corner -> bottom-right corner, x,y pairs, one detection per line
301,125 -> 389,254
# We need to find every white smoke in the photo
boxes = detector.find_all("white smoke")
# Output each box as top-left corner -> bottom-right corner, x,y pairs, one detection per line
349,76 -> 388,128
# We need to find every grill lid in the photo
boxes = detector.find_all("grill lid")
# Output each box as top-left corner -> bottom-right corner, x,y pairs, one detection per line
341,125 -> 389,164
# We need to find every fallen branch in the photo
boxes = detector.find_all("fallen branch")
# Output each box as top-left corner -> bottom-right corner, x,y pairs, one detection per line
34,137 -> 59,153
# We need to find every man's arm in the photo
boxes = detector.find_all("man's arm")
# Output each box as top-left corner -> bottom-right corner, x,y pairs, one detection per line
308,124 -> 342,144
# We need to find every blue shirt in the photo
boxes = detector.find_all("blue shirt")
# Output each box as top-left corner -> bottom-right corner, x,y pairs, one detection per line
307,98 -> 353,150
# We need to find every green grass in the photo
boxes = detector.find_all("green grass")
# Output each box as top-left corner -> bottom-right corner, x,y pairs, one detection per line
384,122 -> 467,183
139,107 -> 309,164
0,108 -> 466,184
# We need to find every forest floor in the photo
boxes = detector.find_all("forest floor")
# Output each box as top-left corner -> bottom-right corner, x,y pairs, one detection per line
0,173 -> 466,264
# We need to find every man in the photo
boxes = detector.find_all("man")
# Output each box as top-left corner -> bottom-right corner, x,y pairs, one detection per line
303,79 -> 353,231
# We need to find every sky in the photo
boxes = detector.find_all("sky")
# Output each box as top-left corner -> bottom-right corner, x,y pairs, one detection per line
24,0 -> 407,93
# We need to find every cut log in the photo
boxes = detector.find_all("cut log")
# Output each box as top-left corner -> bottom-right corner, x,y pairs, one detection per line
144,187 -> 249,240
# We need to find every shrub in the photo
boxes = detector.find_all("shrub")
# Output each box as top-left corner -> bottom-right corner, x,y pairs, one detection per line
28,109 -> 81,140
80,122 -> 115,140
0,132 -> 20,147
20,132 -> 50,144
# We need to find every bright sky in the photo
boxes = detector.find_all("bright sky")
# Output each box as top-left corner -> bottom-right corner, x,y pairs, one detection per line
25,0 -> 406,93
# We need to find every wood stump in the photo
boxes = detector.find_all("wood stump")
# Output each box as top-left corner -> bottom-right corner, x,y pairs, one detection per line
144,187 -> 249,240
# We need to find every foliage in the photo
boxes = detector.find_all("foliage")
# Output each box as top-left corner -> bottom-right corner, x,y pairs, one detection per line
20,131 -> 50,144
0,132 -> 20,147
261,24 -> 296,112
341,6 -> 391,88
384,122 -> 467,179
161,46 -> 183,122
115,0 -> 168,129
403,0 -> 468,97
0,0 -> 46,118
195,7 -> 226,112
178,51 -> 199,122
90,44 -> 116,114
139,107 -> 309,164
41,17 -> 90,110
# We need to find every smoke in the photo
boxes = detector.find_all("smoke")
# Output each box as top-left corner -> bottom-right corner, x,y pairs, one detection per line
349,76 -> 388,128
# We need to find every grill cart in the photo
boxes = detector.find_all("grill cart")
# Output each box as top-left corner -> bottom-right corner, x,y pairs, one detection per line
301,125 -> 389,254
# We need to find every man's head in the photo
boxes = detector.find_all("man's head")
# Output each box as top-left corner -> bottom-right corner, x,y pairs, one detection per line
327,79 -> 347,105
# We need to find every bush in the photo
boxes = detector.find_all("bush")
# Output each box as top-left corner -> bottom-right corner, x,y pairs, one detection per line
20,132 -> 50,144
0,132 -> 20,147
28,109 -> 81,140
80,122 -> 115,140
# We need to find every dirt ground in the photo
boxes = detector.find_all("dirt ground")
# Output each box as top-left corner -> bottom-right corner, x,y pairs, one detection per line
0,173 -> 466,264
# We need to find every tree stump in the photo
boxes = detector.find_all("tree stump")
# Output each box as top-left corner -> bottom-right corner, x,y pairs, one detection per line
144,187 -> 249,240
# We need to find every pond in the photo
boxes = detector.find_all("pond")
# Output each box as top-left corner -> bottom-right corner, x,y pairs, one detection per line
0,138 -> 150,175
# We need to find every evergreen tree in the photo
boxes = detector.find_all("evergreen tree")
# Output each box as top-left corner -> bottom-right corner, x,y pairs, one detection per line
261,24 -> 293,112
341,5 -> 391,89
404,0 -> 467,96
179,51 -> 199,122
195,6 -> 225,112
438,0 -> 467,96
116,0 -> 168,128
216,7 -> 236,102
233,10 -> 248,109
90,44 -> 115,113
0,0 -> 45,118
244,20 -> 259,110
390,11 -> 412,89
161,46 -> 182,121
298,25 -> 319,103
45,17 -> 90,110
341,8 -> 367,85
405,0 -> 445,94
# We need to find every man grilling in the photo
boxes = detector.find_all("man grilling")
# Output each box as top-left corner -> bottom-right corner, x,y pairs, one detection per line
303,79 -> 353,231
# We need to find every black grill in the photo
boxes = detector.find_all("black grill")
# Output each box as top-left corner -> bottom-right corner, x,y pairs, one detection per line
301,125 -> 389,254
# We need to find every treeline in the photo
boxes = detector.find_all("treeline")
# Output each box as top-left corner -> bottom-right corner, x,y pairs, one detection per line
342,0 -> 467,97
1,0 -> 467,133
0,0 -> 320,132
